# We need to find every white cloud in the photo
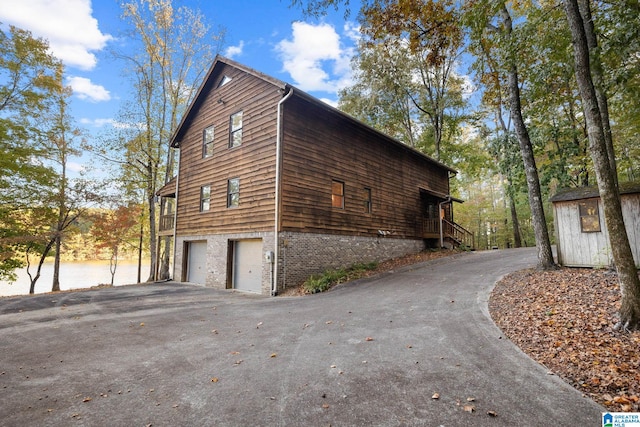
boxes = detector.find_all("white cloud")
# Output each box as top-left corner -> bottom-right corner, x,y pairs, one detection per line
224,41 -> 244,59
0,0 -> 112,70
80,118 -> 116,128
275,21 -> 355,93
67,76 -> 110,102
67,161 -> 85,173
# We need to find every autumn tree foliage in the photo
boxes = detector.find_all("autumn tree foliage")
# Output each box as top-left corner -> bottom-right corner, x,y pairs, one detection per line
353,0 -> 468,161
0,26 -> 60,281
92,205 -> 141,286
106,0 -> 223,282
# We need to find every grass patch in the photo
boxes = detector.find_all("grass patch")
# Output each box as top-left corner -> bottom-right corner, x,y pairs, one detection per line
302,262 -> 378,294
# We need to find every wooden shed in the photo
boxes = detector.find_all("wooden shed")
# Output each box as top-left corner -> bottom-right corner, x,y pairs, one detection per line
550,182 -> 640,268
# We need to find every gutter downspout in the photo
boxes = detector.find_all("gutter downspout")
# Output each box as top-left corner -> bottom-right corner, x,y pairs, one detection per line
273,86 -> 294,296
439,196 -> 451,248
170,149 -> 180,281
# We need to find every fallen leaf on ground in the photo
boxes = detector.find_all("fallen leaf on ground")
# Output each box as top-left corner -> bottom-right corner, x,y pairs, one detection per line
490,268 -> 640,412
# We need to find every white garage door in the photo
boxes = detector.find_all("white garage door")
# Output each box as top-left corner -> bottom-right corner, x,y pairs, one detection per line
186,241 -> 207,285
233,240 -> 263,293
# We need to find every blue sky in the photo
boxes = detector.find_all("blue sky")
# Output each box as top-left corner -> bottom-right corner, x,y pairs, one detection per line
0,0 -> 361,171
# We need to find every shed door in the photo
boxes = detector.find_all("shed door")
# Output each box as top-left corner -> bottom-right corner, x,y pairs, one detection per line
233,240 -> 262,293
186,241 -> 207,285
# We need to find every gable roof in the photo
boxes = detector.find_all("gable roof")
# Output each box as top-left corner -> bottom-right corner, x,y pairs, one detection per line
170,55 -> 286,147
550,181 -> 640,202
170,55 -> 457,174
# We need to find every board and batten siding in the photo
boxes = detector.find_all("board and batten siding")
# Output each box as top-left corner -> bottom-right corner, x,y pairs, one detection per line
279,93 -> 450,238
175,63 -> 281,236
554,193 -> 640,267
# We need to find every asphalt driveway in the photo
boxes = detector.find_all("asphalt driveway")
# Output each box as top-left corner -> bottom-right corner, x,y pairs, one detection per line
0,247 -> 603,426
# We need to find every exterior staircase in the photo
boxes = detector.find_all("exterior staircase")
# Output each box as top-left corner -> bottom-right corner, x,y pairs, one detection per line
422,218 -> 475,249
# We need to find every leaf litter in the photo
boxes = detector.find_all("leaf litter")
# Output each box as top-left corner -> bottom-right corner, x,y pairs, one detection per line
490,268 -> 640,412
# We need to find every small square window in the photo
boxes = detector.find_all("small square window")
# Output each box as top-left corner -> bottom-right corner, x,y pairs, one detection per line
203,125 -> 214,158
363,187 -> 372,213
332,180 -> 344,209
227,178 -> 240,208
579,199 -> 601,232
230,111 -> 243,148
200,185 -> 211,212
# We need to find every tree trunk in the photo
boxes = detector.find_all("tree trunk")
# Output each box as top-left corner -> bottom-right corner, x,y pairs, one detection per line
508,183 -> 522,248
27,240 -> 55,294
577,0 -> 617,186
564,0 -> 640,330
52,233 -> 61,292
501,5 -> 555,269
147,188 -> 157,282
109,247 -> 118,287
137,218 -> 143,283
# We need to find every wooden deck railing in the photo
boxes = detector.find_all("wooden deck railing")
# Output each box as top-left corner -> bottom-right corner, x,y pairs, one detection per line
442,219 -> 474,249
159,214 -> 174,232
422,218 -> 475,249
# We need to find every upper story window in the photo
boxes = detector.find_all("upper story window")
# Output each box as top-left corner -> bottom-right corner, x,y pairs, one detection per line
579,199 -> 601,232
229,111 -> 243,148
203,125 -> 214,158
218,75 -> 232,88
200,185 -> 211,212
227,178 -> 240,208
332,180 -> 344,209
363,187 -> 372,213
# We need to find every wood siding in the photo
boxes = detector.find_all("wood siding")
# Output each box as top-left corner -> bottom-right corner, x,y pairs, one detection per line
554,194 -> 640,267
279,94 -> 451,238
175,63 -> 281,236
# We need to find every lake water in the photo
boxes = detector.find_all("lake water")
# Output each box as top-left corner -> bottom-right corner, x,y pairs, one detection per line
0,260 -> 152,297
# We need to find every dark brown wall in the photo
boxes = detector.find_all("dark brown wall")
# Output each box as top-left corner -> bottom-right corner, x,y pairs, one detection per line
279,94 -> 451,238
175,64 -> 282,235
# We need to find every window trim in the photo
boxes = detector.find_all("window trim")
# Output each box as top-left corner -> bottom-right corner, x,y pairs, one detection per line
578,199 -> 601,233
229,111 -> 243,149
200,185 -> 211,212
227,178 -> 240,208
331,180 -> 345,209
203,125 -> 214,158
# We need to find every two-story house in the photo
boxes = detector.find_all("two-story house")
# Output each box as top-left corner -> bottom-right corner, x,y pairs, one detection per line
157,56 -> 471,295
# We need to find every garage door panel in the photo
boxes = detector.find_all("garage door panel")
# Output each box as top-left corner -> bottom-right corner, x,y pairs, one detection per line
186,241 -> 207,285
233,240 -> 262,293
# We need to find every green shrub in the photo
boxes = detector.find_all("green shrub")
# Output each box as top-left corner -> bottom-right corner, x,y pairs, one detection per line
302,262 -> 379,294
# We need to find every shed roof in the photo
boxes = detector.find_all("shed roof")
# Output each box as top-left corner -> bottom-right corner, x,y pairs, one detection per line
550,181 -> 640,202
